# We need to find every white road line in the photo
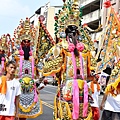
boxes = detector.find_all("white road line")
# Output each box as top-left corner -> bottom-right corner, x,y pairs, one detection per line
42,90 -> 56,95
46,85 -> 57,88
45,87 -> 57,90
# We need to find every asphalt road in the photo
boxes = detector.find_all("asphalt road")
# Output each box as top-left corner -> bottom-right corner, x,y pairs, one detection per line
27,85 -> 103,120
27,85 -> 56,120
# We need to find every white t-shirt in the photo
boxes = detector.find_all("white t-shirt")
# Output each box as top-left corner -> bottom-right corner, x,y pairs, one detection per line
39,83 -> 45,88
88,82 -> 100,107
0,78 -> 21,116
104,94 -> 120,112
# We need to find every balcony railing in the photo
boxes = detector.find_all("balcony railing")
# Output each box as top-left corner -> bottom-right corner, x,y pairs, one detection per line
82,9 -> 101,24
80,0 -> 97,6
110,0 -> 116,4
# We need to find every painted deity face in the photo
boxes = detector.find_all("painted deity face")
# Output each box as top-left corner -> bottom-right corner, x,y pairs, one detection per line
65,25 -> 78,45
19,77 -> 34,93
22,40 -> 30,46
65,25 -> 80,56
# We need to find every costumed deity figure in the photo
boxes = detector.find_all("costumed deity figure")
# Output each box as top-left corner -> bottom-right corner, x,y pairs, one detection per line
0,34 -> 13,76
13,18 -> 42,118
41,0 -> 98,119
95,4 -> 120,91
97,5 -> 120,119
34,15 -> 55,72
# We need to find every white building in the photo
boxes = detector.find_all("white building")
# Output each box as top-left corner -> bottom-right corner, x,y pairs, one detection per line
81,0 -> 120,40
30,2 -> 62,39
30,0 -> 120,43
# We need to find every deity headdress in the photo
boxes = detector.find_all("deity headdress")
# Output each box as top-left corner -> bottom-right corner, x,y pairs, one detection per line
0,34 -> 12,55
14,18 -> 37,46
54,0 -> 96,52
54,0 -> 82,37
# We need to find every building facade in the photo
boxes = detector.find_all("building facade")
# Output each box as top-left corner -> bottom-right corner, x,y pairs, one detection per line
30,0 -> 120,43
30,2 -> 62,40
80,0 -> 120,40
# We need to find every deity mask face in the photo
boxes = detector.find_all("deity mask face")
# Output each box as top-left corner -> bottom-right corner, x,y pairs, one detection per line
65,25 -> 78,45
22,40 -> 30,46
22,40 -> 31,60
19,77 -> 34,93
65,25 -> 79,56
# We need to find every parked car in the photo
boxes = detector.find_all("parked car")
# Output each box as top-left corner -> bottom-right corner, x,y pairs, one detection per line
45,76 -> 58,86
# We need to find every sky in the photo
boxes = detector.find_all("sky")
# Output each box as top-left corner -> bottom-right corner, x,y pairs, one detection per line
0,0 -> 63,37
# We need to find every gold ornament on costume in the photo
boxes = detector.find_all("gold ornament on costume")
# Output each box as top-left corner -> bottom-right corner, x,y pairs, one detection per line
0,35 -> 7,52
0,34 -> 11,53
113,37 -> 120,60
68,0 -> 80,27
54,0 -> 82,36
14,18 -> 37,44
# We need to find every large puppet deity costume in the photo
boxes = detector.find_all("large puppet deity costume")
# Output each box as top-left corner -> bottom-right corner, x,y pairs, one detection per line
41,0 -> 98,119
13,18 -> 42,118
0,34 -> 12,76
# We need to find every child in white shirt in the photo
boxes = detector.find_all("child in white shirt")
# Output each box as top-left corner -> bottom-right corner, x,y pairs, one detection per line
88,74 -> 100,120
0,61 -> 21,120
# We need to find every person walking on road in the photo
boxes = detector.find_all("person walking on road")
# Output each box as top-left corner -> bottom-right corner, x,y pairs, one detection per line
100,82 -> 120,120
0,61 -> 21,120
88,74 -> 101,120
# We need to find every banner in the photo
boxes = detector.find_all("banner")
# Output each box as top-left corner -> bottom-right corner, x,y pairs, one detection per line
98,72 -> 109,86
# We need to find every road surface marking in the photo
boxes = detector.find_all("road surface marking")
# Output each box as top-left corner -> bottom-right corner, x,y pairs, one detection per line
42,90 -> 56,95
46,85 -> 57,88
42,101 -> 54,109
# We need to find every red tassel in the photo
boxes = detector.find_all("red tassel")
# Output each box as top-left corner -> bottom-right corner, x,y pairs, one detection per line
83,23 -> 88,27
54,16 -> 58,21
94,40 -> 97,42
104,0 -> 111,8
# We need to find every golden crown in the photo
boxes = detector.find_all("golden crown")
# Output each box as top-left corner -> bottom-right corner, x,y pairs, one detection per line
54,0 -> 82,36
14,18 -> 37,44
0,34 -> 10,53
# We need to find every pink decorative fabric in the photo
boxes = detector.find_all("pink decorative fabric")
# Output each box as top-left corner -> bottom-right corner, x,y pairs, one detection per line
19,49 -> 24,77
71,51 -> 79,119
72,79 -> 79,119
29,50 -> 32,56
19,49 -> 24,56
34,85 -> 38,103
67,36 -> 87,119
76,43 -> 84,52
79,52 -> 84,79
68,43 -> 75,52
83,81 -> 88,117
20,56 -> 23,78
32,56 -> 34,79
1,57 -> 5,71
